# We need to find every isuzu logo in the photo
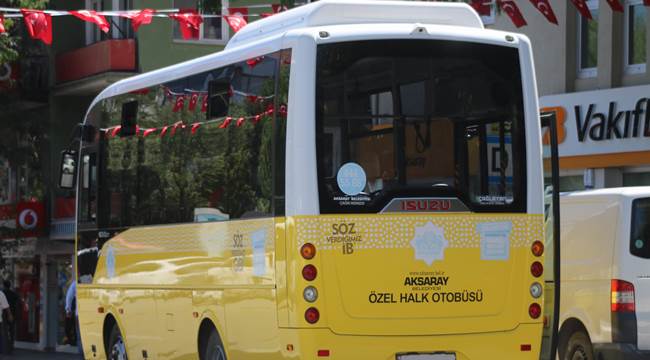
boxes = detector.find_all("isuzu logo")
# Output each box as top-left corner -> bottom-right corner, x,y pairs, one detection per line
381,198 -> 469,213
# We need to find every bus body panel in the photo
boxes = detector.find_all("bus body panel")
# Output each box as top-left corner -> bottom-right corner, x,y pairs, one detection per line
286,214 -> 543,336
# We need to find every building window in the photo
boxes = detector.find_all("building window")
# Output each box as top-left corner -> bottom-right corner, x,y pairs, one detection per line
173,0 -> 227,44
577,0 -> 599,78
625,0 -> 647,74
623,171 -> 650,186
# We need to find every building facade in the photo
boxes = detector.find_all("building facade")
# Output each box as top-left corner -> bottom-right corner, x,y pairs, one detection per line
485,0 -> 650,191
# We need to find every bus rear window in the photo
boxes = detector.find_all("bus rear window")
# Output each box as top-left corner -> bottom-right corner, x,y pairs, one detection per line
316,40 -> 526,213
631,198 -> 650,259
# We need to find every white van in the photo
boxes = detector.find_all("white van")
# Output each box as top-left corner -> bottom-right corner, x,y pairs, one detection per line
558,187 -> 650,359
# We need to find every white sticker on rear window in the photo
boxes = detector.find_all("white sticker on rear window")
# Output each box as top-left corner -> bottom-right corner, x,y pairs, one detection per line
477,222 -> 512,261
336,162 -> 366,196
410,222 -> 449,266
251,229 -> 267,277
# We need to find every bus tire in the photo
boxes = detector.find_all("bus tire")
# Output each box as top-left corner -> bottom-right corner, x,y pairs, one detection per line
107,324 -> 128,360
563,330 -> 593,360
203,330 -> 227,360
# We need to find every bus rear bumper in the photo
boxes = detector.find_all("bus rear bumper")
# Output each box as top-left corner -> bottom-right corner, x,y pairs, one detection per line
593,343 -> 650,360
277,323 -> 542,360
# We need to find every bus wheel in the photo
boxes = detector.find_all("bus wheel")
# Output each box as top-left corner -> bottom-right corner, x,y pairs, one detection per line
564,331 -> 593,360
108,325 -> 128,360
204,330 -> 227,360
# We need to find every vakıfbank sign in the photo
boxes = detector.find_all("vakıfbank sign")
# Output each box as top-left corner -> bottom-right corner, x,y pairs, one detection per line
540,84 -> 650,159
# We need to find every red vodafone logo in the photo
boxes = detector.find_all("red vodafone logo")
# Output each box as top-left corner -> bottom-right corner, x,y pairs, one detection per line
18,208 -> 38,230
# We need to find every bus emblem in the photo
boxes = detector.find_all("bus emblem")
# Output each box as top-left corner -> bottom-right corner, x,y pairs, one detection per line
410,222 -> 448,266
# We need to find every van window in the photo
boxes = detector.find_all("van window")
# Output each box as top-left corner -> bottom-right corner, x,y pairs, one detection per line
631,198 -> 650,259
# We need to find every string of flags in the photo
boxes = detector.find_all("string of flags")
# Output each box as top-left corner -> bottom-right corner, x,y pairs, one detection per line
101,103 -> 287,139
0,3 -> 288,45
472,0 -> 650,28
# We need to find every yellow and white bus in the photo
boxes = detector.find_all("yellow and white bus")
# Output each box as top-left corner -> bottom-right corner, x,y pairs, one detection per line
63,1 -> 551,359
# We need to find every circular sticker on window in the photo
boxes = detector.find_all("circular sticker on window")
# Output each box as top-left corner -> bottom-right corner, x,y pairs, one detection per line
635,239 -> 644,249
337,162 -> 366,196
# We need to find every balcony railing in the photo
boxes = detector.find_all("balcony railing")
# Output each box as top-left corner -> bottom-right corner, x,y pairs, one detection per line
55,39 -> 137,84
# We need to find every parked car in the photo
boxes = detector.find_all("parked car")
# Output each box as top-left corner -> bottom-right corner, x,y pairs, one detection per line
558,187 -> 650,359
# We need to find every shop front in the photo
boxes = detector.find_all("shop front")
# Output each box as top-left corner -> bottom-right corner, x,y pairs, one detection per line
541,84 -> 650,191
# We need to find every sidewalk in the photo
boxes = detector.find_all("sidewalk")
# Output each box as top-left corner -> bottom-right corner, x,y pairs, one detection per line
1,349 -> 80,359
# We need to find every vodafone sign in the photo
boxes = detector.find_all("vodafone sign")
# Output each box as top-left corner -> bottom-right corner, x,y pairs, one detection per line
540,84 -> 650,158
0,201 -> 45,238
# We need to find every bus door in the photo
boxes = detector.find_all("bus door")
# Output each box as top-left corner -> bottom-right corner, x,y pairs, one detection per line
540,111 -> 561,360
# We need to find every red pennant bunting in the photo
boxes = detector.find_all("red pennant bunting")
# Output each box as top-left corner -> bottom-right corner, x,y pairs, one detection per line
191,123 -> 201,134
170,121 -> 185,136
470,0 -> 491,16
228,86 -> 234,98
120,9 -> 154,32
21,10 -> 52,45
271,4 -> 287,13
570,0 -> 593,20
253,114 -> 261,124
169,10 -> 203,40
201,95 -> 208,112
645,0 -> 650,6
172,95 -> 185,112
224,15 -> 247,33
0,16 -> 5,34
111,126 -> 122,137
260,13 -> 273,18
160,126 -> 169,137
246,57 -> 264,68
188,93 -> 199,111
236,117 -> 245,127
529,0 -> 558,25
69,10 -> 110,33
279,104 -> 287,117
143,128 -> 157,137
606,0 -> 623,12
228,7 -> 249,22
246,95 -> 259,103
219,117 -> 232,129
497,0 -> 527,28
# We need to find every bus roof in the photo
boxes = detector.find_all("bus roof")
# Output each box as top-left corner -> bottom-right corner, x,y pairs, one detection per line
226,0 -> 483,49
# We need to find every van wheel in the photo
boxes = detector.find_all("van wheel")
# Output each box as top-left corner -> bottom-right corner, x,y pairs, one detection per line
107,325 -> 128,360
564,331 -> 593,360
203,330 -> 227,360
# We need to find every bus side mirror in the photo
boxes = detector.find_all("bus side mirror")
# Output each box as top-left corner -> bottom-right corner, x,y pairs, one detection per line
59,150 -> 77,190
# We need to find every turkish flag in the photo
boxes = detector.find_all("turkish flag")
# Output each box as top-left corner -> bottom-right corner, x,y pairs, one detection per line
69,10 -> 110,33
0,16 -> 5,33
271,4 -> 287,13
228,7 -> 249,22
201,95 -> 208,112
219,117 -> 232,129
143,128 -> 157,137
606,0 -> 623,12
570,0 -> 593,20
260,13 -> 273,18
246,57 -> 264,68
470,0 -> 491,16
172,95 -> 185,112
21,9 -> 52,45
16,201 -> 45,237
529,0 -> 558,25
645,0 -> 650,6
191,123 -> 201,134
169,10 -> 203,39
224,15 -> 247,33
120,9 -> 154,32
188,93 -> 199,111
497,0 -> 527,28
236,117 -> 245,127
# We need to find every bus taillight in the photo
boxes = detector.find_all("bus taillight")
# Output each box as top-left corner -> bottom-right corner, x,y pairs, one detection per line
301,243 -> 316,260
531,261 -> 543,277
531,241 -> 544,256
305,307 -> 320,324
529,303 -> 541,319
302,264 -> 317,281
